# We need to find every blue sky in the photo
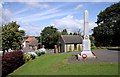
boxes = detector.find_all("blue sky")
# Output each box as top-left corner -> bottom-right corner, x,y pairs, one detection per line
2,2 -> 117,36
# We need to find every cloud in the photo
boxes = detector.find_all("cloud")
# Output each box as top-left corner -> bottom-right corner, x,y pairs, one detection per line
16,11 -> 76,22
54,15 -> 83,33
4,0 -> 120,2
0,8 -> 13,25
53,15 -> 97,35
74,4 -> 83,10
25,2 -> 49,9
14,2 -> 49,15
14,8 -> 29,15
18,22 -> 41,36
14,4 -> 76,23
14,7 -> 61,22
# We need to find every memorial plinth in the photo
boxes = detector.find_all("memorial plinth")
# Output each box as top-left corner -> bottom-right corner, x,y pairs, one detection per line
78,10 -> 96,59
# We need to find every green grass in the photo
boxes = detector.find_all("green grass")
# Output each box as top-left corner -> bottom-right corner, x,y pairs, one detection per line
10,54 -> 118,75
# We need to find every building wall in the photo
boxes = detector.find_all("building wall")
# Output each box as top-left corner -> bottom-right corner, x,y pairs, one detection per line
58,36 -> 82,53
61,43 -> 65,53
58,37 -> 65,53
22,42 -> 29,48
64,44 -> 82,52
77,44 -> 82,51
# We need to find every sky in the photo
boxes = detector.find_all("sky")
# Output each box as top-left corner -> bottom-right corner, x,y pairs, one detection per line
1,1 -> 118,36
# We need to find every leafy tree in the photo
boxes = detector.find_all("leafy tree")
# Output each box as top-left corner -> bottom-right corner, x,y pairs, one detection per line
19,30 -> 25,36
69,32 -> 73,35
89,35 -> 95,46
73,32 -> 77,35
93,2 -> 120,46
61,29 -> 68,35
41,26 -> 60,48
2,21 -> 25,54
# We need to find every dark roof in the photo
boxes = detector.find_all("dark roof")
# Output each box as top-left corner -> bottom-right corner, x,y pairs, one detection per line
61,35 -> 82,44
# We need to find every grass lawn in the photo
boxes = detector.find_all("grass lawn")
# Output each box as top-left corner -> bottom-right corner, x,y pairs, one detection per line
10,54 -> 118,75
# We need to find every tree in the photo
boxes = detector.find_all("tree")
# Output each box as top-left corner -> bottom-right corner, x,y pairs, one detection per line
73,32 -> 77,35
19,30 -> 25,36
2,21 -> 25,53
93,2 -> 120,46
89,35 -> 95,46
69,32 -> 73,35
61,29 -> 68,35
41,26 -> 60,48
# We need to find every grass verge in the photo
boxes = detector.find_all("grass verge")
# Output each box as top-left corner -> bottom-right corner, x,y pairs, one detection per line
10,54 -> 118,75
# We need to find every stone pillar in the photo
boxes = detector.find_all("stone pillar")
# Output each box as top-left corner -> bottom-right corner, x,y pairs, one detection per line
58,45 -> 60,53
42,45 -> 45,48
80,10 -> 95,58
54,45 -> 58,53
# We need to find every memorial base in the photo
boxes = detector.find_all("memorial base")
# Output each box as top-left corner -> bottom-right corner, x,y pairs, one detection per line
77,51 -> 96,59
81,51 -> 94,57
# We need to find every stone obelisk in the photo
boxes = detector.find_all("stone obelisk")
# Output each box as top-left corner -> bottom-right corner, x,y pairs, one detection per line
80,10 -> 94,58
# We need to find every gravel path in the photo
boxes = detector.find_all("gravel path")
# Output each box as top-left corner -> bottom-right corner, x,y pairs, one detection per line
68,49 -> 119,64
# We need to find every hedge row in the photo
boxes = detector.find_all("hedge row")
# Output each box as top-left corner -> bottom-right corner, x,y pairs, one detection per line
2,51 -> 24,77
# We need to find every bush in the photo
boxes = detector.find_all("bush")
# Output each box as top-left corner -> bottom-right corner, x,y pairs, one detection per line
2,51 -> 24,77
91,45 -> 96,50
39,48 -> 46,53
41,52 -> 45,55
35,51 -> 41,56
35,49 -> 46,56
23,54 -> 32,63
30,54 -> 36,59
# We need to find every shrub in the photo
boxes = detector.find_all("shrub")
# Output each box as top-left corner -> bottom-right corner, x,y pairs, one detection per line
2,51 -> 24,77
23,54 -> 32,63
39,48 -> 46,53
35,51 -> 41,56
91,45 -> 96,50
69,45 -> 72,52
30,54 -> 36,59
41,52 -> 45,55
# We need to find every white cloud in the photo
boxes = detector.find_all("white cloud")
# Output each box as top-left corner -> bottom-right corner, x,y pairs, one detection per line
15,5 -> 76,23
25,2 -> 49,9
16,11 -> 75,22
14,2 -> 49,15
54,15 -> 83,33
4,0 -> 120,2
0,8 -> 13,25
14,8 -> 29,15
74,4 -> 83,10
19,22 -> 41,36
53,15 -> 97,35
15,7 -> 60,22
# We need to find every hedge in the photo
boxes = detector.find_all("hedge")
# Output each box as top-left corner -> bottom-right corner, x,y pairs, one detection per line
2,51 -> 24,77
